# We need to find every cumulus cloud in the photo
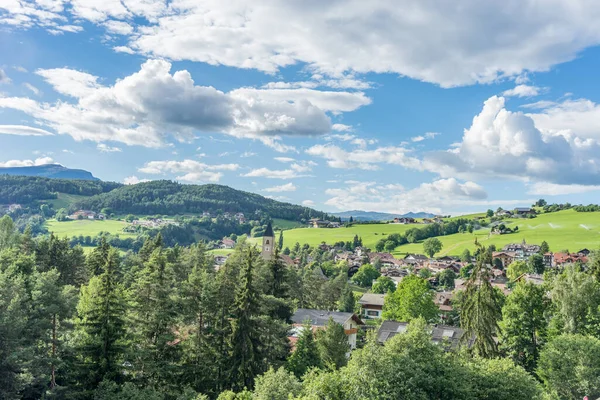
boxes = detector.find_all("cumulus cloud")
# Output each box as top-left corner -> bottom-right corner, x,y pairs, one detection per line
274,157 -> 295,163
263,182 -> 297,192
0,125 -> 54,136
502,84 -> 542,98
332,124 -> 353,132
423,96 -> 600,185
6,1 -> 600,87
411,132 -> 440,142
139,159 -> 240,183
124,175 -> 150,185
97,143 -> 122,152
302,199 -> 315,206
0,60 -> 366,149
242,168 -> 309,180
306,144 -> 420,170
527,98 -> 600,141
0,157 -> 55,167
324,178 -> 492,214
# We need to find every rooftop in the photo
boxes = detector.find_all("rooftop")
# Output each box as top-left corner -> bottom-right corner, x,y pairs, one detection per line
358,293 -> 385,306
292,308 -> 362,327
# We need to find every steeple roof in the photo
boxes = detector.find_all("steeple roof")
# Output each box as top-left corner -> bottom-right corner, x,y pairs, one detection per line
264,222 -> 274,237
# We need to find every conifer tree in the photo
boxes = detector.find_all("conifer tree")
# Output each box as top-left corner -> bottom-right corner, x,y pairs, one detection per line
75,248 -> 126,389
278,230 -> 284,250
316,317 -> 350,370
460,244 -> 502,358
338,286 -> 356,313
86,237 -> 111,276
287,320 -> 322,378
229,247 -> 263,391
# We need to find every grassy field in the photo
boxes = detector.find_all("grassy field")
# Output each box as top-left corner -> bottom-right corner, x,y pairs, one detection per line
46,219 -> 137,239
393,209 -> 600,256
272,218 -> 305,230
282,223 -> 415,249
46,193 -> 90,209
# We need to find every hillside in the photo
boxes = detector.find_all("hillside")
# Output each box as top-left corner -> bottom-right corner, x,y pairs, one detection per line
331,210 -> 436,221
73,180 -> 334,221
0,175 -> 121,205
394,209 -> 600,256
0,164 -> 99,180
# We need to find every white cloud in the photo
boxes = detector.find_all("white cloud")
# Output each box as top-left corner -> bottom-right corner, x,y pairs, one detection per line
306,144 -> 421,170
423,95 -> 600,185
411,132 -> 440,142
124,175 -> 150,185
332,123 -> 353,132
13,66 -> 27,73
263,182 -> 297,192
527,182 -> 600,195
502,84 -> 542,98
113,46 -> 135,54
0,60 -> 363,149
0,69 -> 10,84
0,125 -> 54,136
527,98 -> 600,141
241,151 -> 257,157
62,149 -> 74,153
97,143 -> 122,152
242,167 -> 310,179
324,178 -> 491,214
139,159 -> 239,183
0,157 -> 55,167
274,157 -> 295,163
23,83 -> 41,96
103,20 -> 133,35
302,199 -> 315,206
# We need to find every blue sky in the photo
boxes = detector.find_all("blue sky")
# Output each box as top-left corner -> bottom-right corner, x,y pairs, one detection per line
2,1 -> 600,215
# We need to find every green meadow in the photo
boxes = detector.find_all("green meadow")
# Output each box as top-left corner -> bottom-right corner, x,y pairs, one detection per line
46,219 -> 137,239
393,209 -> 600,256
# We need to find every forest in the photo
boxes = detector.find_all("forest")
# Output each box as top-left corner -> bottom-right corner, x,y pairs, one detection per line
72,181 -> 334,221
0,175 -> 121,204
2,213 -> 600,399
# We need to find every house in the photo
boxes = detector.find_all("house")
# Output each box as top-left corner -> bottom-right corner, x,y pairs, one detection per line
515,273 -> 544,285
201,211 -> 211,218
491,251 -> 516,268
291,309 -> 364,349
495,210 -> 513,217
358,293 -> 386,319
578,248 -> 591,256
543,252 -> 553,267
220,237 -> 236,249
393,217 -> 415,224
377,320 -> 473,350
213,255 -> 228,269
502,241 -> 541,260
404,254 -> 429,265
434,291 -> 454,312
552,252 -> 588,267
279,254 -> 297,267
422,218 -> 433,224
68,210 -> 97,220
514,207 -> 536,216
309,218 -> 331,228
7,204 -> 21,212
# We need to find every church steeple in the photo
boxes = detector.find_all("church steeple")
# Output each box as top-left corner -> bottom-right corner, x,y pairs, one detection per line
261,222 -> 275,260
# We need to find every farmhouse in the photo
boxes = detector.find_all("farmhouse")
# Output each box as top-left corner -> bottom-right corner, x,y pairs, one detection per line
291,308 -> 364,349
502,241 -> 540,260
492,251 -> 516,268
495,209 -> 513,217
220,237 -> 236,249
514,207 -> 536,216
68,210 -> 101,220
404,254 -> 429,265
552,252 -> 588,267
358,293 -> 385,319
393,217 -> 415,224
377,321 -> 473,350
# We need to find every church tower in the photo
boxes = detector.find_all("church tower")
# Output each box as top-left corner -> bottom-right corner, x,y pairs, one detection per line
261,222 -> 275,260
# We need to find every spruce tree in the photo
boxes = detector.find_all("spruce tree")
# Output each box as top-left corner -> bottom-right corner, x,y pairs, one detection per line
316,317 -> 350,370
278,231 -> 284,250
460,245 -> 502,358
75,248 -> 126,389
287,320 -> 322,377
86,237 -> 111,276
229,247 -> 262,391
339,286 -> 356,313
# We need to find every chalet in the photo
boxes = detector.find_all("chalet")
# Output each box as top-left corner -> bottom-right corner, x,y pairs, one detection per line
515,273 -> 544,285
68,210 -> 99,220
434,291 -> 454,312
502,241 -> 540,260
309,219 -> 332,228
422,218 -> 433,224
291,309 -> 364,349
220,237 -> 236,249
377,321 -> 473,350
491,251 -> 516,268
514,207 -> 536,216
543,252 -> 553,267
358,293 -> 386,319
214,255 -> 228,269
393,217 -> 415,224
495,210 -> 513,217
369,252 -> 403,268
578,248 -> 591,256
552,252 -> 588,267
404,254 -> 429,265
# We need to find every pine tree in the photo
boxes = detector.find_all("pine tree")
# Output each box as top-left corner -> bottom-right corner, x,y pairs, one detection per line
229,247 -> 263,391
278,231 -> 284,250
316,317 -> 350,370
75,248 -> 126,389
264,248 -> 289,299
339,286 -> 356,313
86,237 -> 111,276
460,244 -> 502,358
287,320 -> 322,377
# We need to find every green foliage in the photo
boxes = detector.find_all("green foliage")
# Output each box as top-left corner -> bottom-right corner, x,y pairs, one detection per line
287,321 -> 322,378
499,282 -> 550,372
316,318 -> 350,370
338,286 -> 356,313
486,209 -> 494,218
423,237 -> 443,258
371,275 -> 396,294
437,268 -> 456,289
383,275 -> 437,322
351,264 -> 380,287
253,367 -> 301,400
528,254 -> 545,274
461,249 -> 472,263
460,246 -> 502,358
506,260 -> 531,281
537,334 -> 600,400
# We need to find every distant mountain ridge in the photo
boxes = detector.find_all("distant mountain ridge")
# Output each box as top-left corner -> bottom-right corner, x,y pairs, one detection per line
331,210 -> 436,221
0,164 -> 99,180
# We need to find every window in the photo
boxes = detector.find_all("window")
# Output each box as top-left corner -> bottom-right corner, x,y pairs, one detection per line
367,310 -> 379,316
265,247 -> 270,252
266,239 -> 270,244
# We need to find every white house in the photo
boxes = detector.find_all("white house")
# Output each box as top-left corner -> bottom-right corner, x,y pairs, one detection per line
291,308 -> 364,349
358,293 -> 385,319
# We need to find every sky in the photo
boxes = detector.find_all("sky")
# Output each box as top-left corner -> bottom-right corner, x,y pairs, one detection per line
2,1 -> 600,215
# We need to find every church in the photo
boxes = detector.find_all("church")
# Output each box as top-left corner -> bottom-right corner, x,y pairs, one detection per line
261,222 -> 275,261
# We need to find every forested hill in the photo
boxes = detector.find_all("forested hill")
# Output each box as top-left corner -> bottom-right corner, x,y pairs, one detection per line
0,164 -> 99,180
73,180 -> 333,221
0,175 -> 122,204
